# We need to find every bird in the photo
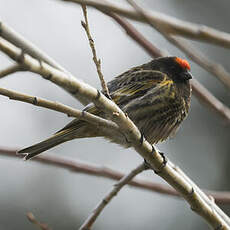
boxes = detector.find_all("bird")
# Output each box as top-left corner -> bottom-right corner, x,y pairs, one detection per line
18,56 -> 192,160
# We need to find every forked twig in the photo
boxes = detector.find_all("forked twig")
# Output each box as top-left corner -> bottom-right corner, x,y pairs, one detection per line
79,162 -> 147,230
81,3 -> 111,99
0,87 -> 118,131
1,147 -> 230,205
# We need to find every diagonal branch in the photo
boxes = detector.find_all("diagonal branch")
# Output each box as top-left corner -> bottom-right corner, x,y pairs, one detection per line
0,87 -> 118,131
0,21 -> 90,105
79,162 -> 147,230
0,63 -> 24,79
191,79 -> 230,122
104,12 -> 168,58
1,147 -> 230,205
0,21 -> 68,74
62,0 -> 230,49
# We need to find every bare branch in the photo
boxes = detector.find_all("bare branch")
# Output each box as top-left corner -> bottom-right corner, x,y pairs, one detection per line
103,12 -> 168,58
191,79 -> 230,122
2,147 -> 230,205
79,162 -> 147,230
81,3 -> 111,99
0,21 -> 89,105
0,87 -> 118,131
62,0 -> 230,49
0,64 -> 24,79
27,212 -> 51,230
0,21 -> 68,74
0,36 -> 102,106
172,163 -> 230,227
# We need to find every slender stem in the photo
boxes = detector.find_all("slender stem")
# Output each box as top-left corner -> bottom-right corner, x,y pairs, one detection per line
62,0 -> 230,48
104,12 -> 168,58
27,212 -> 51,230
0,21 -> 90,105
1,147 -> 230,205
79,162 -> 146,230
0,64 -> 24,79
192,79 -> 230,123
0,21 -> 69,74
81,3 -> 111,99
0,87 -> 118,131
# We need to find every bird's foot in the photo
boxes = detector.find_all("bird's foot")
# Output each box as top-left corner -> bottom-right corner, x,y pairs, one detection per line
144,147 -> 167,173
154,151 -> 167,174
139,132 -> 145,146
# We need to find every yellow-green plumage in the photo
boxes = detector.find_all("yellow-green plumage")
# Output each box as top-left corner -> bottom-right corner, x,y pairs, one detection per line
18,56 -> 192,160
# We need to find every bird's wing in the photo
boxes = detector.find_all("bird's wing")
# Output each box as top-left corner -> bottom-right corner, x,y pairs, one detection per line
109,70 -> 170,106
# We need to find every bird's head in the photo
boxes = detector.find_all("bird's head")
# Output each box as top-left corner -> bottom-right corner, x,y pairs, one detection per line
150,56 -> 193,83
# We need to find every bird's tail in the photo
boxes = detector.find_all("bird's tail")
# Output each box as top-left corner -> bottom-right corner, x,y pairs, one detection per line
17,129 -> 77,160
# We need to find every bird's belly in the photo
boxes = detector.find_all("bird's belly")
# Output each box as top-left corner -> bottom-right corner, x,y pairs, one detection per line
130,103 -> 187,144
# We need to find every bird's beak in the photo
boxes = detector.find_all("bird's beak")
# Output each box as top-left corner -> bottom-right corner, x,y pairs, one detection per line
182,72 -> 193,80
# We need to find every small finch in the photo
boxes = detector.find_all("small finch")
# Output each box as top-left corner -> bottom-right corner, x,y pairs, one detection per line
18,56 -> 192,160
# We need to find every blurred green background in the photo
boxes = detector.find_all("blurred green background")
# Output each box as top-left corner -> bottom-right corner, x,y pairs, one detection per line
0,0 -> 229,229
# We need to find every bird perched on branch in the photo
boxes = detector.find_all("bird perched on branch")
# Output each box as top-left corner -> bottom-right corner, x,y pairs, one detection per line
18,56 -> 192,160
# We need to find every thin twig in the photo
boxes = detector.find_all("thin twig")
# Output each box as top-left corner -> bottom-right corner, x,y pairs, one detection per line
0,63 -> 24,79
126,0 -> 230,124
1,146 -> 230,205
27,212 -> 51,230
0,21 -> 68,74
103,12 -> 168,58
81,3 -> 111,99
0,21 -> 90,105
62,0 -> 230,49
0,87 -> 118,131
191,79 -> 230,123
79,162 -> 147,230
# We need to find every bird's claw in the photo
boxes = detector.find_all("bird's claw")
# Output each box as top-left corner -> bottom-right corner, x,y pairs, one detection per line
139,132 -> 145,146
154,152 -> 167,174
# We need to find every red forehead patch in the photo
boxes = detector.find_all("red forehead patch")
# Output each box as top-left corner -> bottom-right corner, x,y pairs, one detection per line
175,57 -> 190,70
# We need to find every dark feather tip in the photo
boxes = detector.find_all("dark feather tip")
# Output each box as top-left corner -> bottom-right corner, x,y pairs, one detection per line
23,154 -> 31,161
16,149 -> 26,155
